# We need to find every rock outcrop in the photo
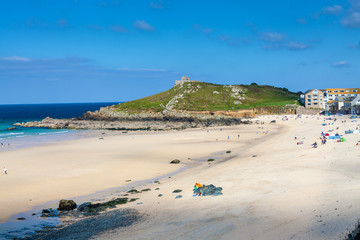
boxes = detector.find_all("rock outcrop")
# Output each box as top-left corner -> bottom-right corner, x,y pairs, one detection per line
58,199 -> 77,211
14,108 -> 251,131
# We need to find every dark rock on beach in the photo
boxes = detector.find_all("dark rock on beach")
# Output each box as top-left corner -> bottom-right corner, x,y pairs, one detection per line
127,189 -> 140,194
172,189 -> 182,193
58,199 -> 77,211
27,209 -> 144,240
170,159 -> 180,164
41,209 -> 59,218
78,198 -> 129,213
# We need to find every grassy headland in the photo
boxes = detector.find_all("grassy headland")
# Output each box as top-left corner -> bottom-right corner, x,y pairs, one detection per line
113,82 -> 299,112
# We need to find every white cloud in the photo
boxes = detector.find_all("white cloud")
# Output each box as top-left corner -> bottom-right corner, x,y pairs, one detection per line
110,24 -> 128,33
297,18 -> 307,24
262,44 -> 282,50
133,20 -> 155,32
218,35 -> 231,41
262,41 -> 310,51
349,41 -> 360,48
150,0 -> 163,9
57,19 -> 68,27
260,32 -> 286,42
342,11 -> 360,28
202,28 -> 213,34
322,5 -> 343,15
193,24 -> 213,35
117,68 -> 166,72
286,41 -> 309,50
0,56 -> 30,62
332,61 -> 351,68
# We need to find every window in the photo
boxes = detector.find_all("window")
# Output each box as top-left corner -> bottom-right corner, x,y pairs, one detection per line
307,95 -> 311,98
314,103 -> 318,105
313,95 -> 318,98
334,90 -> 338,93
307,99 -> 311,102
329,95 -> 333,97
353,90 -> 358,92
307,103 -> 311,105
346,90 -> 350,92
340,90 -> 345,93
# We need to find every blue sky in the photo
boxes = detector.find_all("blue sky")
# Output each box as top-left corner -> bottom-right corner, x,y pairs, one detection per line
0,0 -> 359,104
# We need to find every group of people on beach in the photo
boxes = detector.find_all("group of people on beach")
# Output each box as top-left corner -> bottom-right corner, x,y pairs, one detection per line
1,143 -> 9,175
0,142 -> 10,149
320,132 -> 327,145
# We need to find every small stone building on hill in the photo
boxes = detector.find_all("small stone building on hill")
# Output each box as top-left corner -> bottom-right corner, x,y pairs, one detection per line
175,76 -> 199,85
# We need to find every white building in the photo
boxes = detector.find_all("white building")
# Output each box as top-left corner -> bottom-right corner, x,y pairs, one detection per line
323,88 -> 360,111
351,95 -> 360,115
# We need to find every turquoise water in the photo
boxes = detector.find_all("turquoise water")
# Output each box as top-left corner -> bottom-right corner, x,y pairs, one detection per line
0,102 -> 118,142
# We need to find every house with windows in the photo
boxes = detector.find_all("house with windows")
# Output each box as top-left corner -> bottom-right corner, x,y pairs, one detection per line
302,87 -> 360,113
327,96 -> 353,114
324,88 -> 360,111
304,89 -> 324,109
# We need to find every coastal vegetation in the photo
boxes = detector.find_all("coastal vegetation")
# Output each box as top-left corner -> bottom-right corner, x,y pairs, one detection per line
113,82 -> 299,112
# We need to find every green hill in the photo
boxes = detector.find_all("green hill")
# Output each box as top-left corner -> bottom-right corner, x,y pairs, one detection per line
114,82 -> 299,112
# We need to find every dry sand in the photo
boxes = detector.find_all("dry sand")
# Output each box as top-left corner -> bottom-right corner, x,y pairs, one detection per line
1,115 -> 360,239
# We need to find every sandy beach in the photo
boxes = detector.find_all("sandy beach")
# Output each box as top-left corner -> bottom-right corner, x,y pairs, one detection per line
1,115 -> 360,239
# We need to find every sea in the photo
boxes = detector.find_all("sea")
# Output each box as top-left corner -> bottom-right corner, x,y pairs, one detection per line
0,102 -> 119,239
0,102 -> 118,148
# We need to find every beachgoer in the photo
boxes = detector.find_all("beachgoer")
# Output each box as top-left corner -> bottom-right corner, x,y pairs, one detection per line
228,136 -> 229,140
4,167 -> 7,174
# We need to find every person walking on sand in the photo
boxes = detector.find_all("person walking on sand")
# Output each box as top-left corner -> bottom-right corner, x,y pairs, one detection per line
4,167 -> 7,175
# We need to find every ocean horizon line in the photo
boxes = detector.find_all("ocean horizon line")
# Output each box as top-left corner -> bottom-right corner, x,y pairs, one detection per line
0,101 -> 122,106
